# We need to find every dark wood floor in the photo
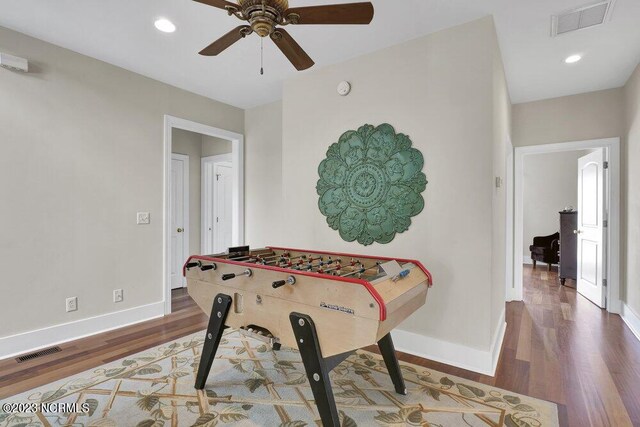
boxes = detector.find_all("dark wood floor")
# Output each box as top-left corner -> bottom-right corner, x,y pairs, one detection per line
377,266 -> 640,427
2,267 -> 640,426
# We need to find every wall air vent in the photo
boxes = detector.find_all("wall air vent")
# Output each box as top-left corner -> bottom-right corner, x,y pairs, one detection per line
0,52 -> 29,72
551,0 -> 615,37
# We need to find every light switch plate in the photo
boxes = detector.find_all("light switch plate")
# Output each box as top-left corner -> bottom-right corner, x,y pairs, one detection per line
137,212 -> 150,225
113,289 -> 123,303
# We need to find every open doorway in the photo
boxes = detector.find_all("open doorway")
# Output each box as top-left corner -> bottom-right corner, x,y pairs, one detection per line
510,138 -> 621,313
163,116 -> 244,314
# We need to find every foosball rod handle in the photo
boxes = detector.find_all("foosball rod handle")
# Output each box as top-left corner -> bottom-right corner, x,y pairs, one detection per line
200,264 -> 216,271
221,269 -> 252,281
273,275 -> 297,289
272,280 -> 286,288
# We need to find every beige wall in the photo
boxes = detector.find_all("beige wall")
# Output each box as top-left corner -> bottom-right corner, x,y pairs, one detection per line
512,88 -> 624,148
624,63 -> 640,317
0,26 -> 244,338
172,128 -> 204,255
274,17 -> 505,353
202,135 -> 232,157
490,22 -> 512,335
244,101 -> 283,247
522,150 -> 589,258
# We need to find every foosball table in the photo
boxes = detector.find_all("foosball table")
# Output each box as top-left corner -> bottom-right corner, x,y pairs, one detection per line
183,246 -> 433,426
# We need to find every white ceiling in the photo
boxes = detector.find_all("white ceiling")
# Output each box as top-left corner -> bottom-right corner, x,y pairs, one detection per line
1,0 -> 639,108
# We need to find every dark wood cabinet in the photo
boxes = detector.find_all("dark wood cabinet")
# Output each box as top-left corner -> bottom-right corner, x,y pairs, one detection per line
559,211 -> 578,286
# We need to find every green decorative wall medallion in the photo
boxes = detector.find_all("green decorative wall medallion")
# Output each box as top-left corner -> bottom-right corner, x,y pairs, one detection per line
316,124 -> 427,246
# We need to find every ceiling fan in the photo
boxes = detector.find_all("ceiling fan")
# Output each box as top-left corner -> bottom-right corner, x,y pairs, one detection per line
194,0 -> 375,71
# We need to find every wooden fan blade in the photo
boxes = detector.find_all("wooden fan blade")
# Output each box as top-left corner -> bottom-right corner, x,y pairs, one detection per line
285,2 -> 374,25
271,29 -> 315,71
199,26 -> 251,56
193,0 -> 239,11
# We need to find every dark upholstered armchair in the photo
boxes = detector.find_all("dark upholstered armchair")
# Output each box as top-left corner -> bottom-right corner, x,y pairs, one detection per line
530,232 -> 560,270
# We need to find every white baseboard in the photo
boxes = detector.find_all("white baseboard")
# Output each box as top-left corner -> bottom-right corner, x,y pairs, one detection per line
506,286 -> 522,302
489,310 -> 507,374
621,303 -> 640,343
392,309 -> 506,376
0,301 -> 165,361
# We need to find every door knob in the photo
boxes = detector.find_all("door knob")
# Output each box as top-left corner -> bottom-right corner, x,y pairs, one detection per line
177,227 -> 184,233
573,229 -> 582,234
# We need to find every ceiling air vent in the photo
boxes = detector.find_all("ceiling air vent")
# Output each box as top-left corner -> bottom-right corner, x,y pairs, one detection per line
551,0 -> 615,37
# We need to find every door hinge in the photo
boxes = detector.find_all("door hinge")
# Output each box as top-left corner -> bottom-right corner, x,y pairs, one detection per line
216,174 -> 220,181
216,217 -> 219,223
603,220 -> 608,228
603,279 -> 607,287
603,161 -> 609,169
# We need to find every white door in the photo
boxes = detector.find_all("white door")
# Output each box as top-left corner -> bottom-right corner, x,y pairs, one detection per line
576,148 -> 606,308
202,156 -> 233,254
214,163 -> 233,253
171,155 -> 189,289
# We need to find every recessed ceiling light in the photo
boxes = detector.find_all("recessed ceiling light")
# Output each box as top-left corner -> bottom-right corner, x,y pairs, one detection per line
154,18 -> 176,33
565,54 -> 582,64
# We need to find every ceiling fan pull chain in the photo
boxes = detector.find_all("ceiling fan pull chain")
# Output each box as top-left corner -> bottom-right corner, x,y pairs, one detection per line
260,37 -> 264,75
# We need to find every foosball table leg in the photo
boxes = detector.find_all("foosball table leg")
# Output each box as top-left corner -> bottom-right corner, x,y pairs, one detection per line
377,333 -> 407,395
290,312 -> 340,427
195,293 -> 232,390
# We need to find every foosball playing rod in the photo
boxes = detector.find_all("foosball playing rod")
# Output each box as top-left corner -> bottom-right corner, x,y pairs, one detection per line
256,254 -> 284,261
308,262 -> 377,275
285,259 -> 322,269
290,255 -> 322,263
230,257 -> 262,264
230,252 -> 287,262
274,256 -> 314,266
306,260 -> 341,271
228,256 -> 254,261
340,266 -> 380,277
296,257 -> 339,269
314,265 -> 342,274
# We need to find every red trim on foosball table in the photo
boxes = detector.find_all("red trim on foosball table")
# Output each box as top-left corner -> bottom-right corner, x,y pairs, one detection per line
182,253 -> 389,321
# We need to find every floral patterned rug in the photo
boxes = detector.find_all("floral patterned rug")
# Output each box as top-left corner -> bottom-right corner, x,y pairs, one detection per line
0,330 -> 558,426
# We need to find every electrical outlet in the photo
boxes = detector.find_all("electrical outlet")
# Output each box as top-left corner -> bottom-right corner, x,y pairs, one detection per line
113,289 -> 123,303
137,212 -> 150,225
66,297 -> 78,312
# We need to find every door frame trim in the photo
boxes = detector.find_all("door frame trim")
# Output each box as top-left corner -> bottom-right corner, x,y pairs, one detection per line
510,137 -> 620,313
163,116 -> 244,315
201,154 -> 233,254
171,153 -> 190,289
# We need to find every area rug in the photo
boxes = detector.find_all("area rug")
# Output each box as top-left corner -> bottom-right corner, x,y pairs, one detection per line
0,330 -> 558,426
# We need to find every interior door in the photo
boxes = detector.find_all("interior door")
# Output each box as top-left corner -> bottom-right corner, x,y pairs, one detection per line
214,163 -> 233,253
170,156 -> 187,289
576,148 -> 606,308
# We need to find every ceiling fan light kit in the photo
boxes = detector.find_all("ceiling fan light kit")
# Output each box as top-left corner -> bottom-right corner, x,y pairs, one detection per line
194,0 -> 374,72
